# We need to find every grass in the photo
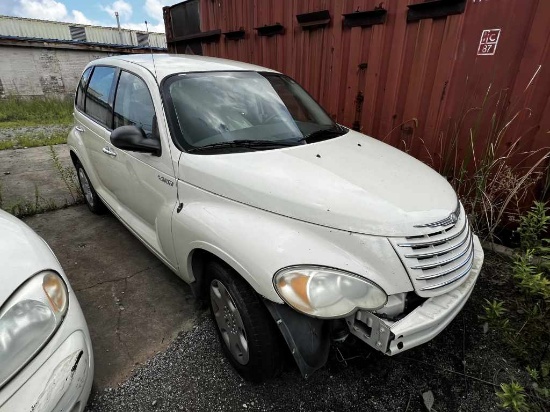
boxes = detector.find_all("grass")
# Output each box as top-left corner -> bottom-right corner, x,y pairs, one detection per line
383,66 -> 549,243
0,96 -> 73,128
0,131 -> 68,150
7,184 -> 58,218
49,145 -> 82,203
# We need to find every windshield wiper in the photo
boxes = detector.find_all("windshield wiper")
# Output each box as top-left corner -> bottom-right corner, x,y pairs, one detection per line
187,139 -> 299,153
298,124 -> 348,143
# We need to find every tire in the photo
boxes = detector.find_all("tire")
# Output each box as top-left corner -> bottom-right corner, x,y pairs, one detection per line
206,260 -> 283,382
75,161 -> 106,214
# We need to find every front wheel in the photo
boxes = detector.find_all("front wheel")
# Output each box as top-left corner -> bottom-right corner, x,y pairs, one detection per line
206,261 -> 283,382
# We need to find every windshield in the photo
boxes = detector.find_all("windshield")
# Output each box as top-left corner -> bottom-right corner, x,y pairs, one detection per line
163,71 -> 340,151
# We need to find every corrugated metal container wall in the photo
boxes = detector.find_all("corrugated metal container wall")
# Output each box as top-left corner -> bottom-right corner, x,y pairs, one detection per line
165,0 -> 550,176
0,16 -> 71,40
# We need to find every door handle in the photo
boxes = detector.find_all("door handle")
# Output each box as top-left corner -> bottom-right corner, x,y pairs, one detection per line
75,126 -> 84,132
102,147 -> 117,157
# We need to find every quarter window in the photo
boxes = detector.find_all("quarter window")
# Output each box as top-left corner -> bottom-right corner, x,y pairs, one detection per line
85,66 -> 116,128
113,71 -> 156,137
75,67 -> 92,111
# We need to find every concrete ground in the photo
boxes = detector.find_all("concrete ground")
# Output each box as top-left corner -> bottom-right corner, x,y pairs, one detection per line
24,206 -> 199,389
0,144 -> 77,212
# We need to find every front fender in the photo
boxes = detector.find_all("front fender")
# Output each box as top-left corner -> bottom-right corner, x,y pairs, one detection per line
172,181 -> 413,304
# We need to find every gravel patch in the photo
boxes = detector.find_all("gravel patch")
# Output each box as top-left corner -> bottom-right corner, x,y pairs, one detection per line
86,255 -> 525,412
0,125 -> 71,141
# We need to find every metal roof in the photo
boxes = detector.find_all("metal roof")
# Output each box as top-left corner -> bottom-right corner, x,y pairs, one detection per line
0,15 -> 167,49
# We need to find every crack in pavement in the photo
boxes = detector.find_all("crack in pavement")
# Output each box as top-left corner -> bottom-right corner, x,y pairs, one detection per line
114,277 -> 132,362
74,264 -> 163,292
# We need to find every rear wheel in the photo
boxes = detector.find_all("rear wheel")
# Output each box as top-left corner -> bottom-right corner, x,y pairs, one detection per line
76,161 -> 105,214
206,260 -> 283,382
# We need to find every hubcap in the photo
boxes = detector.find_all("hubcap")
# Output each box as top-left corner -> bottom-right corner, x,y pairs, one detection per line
210,280 -> 249,365
78,168 -> 94,207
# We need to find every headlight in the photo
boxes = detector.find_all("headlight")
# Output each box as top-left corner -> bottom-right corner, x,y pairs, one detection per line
0,271 -> 68,388
274,266 -> 387,318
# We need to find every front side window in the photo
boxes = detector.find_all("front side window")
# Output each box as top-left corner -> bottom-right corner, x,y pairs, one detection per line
75,67 -> 92,111
163,71 -> 340,152
113,71 -> 156,137
85,66 -> 116,128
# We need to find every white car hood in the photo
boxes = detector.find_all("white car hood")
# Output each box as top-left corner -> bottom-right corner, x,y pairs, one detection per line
0,210 -> 60,304
179,130 -> 457,237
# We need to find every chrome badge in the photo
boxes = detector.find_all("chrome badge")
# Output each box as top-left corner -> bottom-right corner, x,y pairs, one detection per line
415,202 -> 460,228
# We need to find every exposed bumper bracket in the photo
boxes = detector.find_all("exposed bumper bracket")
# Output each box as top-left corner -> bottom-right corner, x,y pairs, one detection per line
347,236 -> 484,355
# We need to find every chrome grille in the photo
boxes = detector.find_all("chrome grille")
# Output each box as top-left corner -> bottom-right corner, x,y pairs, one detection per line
390,204 -> 475,297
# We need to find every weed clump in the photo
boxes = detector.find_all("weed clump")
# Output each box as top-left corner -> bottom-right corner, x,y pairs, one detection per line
0,131 -> 68,150
0,96 -> 73,127
482,201 -> 550,411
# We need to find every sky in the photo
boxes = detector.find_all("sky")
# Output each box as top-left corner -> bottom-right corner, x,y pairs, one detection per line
0,0 -> 183,32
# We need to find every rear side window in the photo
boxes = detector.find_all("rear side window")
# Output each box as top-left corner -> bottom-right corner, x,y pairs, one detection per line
113,71 -> 155,137
85,66 -> 116,128
75,67 -> 92,111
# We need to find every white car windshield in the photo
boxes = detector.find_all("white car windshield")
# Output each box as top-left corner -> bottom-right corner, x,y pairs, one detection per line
163,71 -> 344,152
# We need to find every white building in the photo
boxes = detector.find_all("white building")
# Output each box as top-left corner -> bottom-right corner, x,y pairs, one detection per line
0,15 -> 167,98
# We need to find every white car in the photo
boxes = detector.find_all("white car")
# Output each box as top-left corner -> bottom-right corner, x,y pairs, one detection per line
68,54 -> 484,382
0,210 -> 93,411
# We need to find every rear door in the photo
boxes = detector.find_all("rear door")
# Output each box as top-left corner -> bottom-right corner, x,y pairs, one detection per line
74,65 -> 119,206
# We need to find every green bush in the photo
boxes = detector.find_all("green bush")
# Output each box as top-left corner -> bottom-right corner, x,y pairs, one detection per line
518,202 -> 550,251
484,201 -> 550,411
497,382 -> 529,412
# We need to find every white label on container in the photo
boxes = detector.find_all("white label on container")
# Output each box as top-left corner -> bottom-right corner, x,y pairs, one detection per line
478,29 -> 501,56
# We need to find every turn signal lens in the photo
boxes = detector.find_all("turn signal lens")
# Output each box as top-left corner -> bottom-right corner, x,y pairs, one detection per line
43,272 -> 68,313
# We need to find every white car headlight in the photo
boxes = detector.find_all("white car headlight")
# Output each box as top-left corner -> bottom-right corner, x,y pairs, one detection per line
0,271 -> 68,388
274,266 -> 387,318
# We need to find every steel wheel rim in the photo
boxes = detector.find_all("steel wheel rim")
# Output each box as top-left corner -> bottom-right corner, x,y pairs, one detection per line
210,279 -> 249,365
78,168 -> 94,207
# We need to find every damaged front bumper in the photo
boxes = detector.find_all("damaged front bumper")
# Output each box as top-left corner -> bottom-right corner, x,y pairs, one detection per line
346,236 -> 484,355
0,283 -> 94,412
0,330 -> 93,412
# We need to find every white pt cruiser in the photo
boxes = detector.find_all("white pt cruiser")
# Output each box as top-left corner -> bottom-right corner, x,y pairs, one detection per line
68,54 -> 484,382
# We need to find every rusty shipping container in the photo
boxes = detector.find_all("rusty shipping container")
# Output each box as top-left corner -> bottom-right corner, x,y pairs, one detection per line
163,0 -> 550,192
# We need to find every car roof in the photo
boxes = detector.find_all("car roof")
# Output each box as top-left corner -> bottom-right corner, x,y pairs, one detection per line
90,54 -> 279,81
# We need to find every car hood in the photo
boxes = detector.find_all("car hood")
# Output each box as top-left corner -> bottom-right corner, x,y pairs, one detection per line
178,130 -> 457,237
0,210 -> 61,304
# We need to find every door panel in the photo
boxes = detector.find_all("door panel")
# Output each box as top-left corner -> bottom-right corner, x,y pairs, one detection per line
107,70 -> 179,267
77,66 -> 119,204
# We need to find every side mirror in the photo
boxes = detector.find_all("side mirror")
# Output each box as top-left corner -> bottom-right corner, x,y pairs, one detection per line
110,125 -> 161,156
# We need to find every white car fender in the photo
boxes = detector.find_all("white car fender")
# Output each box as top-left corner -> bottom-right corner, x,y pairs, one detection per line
172,181 -> 413,304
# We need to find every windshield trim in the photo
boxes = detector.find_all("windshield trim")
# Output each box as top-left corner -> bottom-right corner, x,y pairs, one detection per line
160,70 -> 337,154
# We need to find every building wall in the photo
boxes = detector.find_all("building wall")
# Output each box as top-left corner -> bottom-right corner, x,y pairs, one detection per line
0,46 -> 112,98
